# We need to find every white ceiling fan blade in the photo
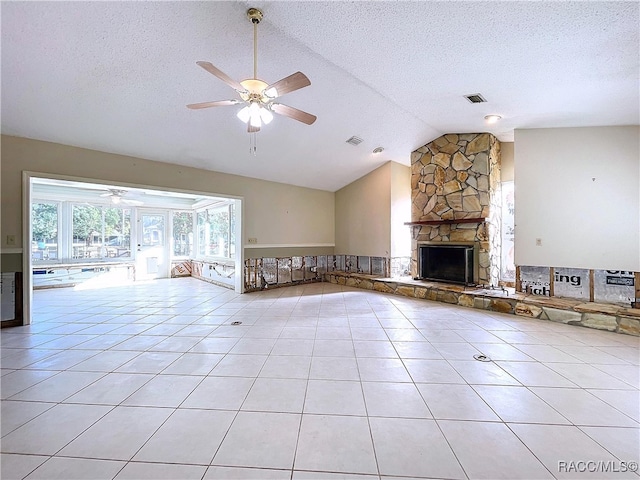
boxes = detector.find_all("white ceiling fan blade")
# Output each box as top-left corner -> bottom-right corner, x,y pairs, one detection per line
186,99 -> 240,110
271,103 -> 317,125
264,72 -> 310,98
100,188 -> 127,197
196,61 -> 247,93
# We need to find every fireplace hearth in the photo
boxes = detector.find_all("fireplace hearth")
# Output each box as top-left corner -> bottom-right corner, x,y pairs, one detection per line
418,244 -> 474,285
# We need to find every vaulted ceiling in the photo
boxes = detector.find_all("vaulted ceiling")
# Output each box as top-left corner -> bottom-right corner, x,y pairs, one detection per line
2,1 -> 638,191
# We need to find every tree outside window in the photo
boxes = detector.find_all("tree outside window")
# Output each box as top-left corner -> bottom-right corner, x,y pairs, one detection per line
196,203 -> 235,259
173,211 -> 193,257
72,204 -> 131,259
31,202 -> 58,261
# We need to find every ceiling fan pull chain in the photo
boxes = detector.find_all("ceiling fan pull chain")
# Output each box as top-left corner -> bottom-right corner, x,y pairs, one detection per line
250,132 -> 257,156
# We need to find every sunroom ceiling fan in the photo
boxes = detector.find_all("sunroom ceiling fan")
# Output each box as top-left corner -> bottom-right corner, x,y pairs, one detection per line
187,7 -> 316,133
99,189 -> 143,206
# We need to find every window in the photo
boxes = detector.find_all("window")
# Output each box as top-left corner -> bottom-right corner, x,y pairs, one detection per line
501,181 -> 515,281
196,202 -> 235,259
72,204 -> 131,259
173,211 -> 193,257
31,202 -> 59,262
141,214 -> 164,247
105,207 -> 132,258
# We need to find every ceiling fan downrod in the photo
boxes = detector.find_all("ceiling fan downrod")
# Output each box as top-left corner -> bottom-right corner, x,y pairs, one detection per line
247,8 -> 263,80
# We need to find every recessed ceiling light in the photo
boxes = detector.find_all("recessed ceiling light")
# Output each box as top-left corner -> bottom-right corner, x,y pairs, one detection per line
484,114 -> 502,124
372,147 -> 384,154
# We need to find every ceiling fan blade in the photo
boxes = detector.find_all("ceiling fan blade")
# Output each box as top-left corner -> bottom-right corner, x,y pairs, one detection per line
271,103 -> 317,125
196,61 -> 246,93
186,100 -> 239,110
264,72 -> 310,98
247,123 -> 260,133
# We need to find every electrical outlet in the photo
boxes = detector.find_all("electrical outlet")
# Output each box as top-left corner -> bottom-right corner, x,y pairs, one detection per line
6,235 -> 16,246
248,237 -> 258,244
535,238 -> 542,246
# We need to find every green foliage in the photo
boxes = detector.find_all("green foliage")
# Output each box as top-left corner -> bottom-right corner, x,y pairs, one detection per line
72,205 -> 131,245
104,208 -> 131,239
173,212 -> 192,236
32,203 -> 57,241
72,205 -> 101,243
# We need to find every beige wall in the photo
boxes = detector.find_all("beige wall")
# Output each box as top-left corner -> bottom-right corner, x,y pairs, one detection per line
1,135 -> 335,270
335,162 -> 392,257
501,142 -> 514,182
390,162 -> 411,257
514,126 -> 639,271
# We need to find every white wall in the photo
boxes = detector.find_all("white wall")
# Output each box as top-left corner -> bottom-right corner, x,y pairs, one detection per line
514,126 -> 639,271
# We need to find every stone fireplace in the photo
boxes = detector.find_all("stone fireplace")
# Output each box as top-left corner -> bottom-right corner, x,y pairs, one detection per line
410,133 -> 501,286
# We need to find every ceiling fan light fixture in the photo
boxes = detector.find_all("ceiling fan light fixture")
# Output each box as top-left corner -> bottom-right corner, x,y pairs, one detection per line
260,107 -> 273,125
237,106 -> 251,123
248,102 -> 262,127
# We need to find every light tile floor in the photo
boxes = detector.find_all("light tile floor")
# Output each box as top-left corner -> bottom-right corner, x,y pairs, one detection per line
1,278 -> 639,480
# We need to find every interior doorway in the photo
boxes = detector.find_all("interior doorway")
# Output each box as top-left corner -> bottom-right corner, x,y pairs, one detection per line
23,174 -> 243,325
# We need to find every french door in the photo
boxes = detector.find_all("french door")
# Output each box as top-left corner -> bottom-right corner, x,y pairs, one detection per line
135,210 -> 169,280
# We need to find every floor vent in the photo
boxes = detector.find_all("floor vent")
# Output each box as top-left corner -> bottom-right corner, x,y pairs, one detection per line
473,354 -> 491,362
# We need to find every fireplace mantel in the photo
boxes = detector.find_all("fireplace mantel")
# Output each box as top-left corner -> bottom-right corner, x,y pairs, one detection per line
404,217 -> 486,226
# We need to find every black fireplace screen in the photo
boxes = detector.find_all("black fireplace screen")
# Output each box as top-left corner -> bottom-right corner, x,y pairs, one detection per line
419,245 -> 474,285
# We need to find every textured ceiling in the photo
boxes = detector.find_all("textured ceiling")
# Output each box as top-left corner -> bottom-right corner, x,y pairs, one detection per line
2,1 -> 638,192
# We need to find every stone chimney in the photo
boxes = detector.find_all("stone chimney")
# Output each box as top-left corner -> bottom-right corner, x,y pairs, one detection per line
410,133 -> 501,286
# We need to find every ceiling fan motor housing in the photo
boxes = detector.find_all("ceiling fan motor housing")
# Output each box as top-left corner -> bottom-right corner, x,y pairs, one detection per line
239,79 -> 271,104
247,8 -> 263,24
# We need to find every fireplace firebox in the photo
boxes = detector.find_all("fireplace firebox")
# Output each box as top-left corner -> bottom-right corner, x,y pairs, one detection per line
419,244 -> 474,285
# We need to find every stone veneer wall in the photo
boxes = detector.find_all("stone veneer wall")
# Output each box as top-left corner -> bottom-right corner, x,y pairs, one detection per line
323,271 -> 640,336
411,133 -> 501,286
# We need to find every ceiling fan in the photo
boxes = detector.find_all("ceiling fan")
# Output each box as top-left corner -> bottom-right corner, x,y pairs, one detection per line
99,189 -> 144,206
187,7 -> 317,133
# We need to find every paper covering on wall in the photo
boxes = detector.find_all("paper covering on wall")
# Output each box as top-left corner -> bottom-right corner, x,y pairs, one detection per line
553,268 -> 590,300
594,270 -> 635,305
1,273 -> 16,321
520,266 -> 550,296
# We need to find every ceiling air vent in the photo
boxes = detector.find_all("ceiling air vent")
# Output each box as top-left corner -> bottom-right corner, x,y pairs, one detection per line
465,93 -> 487,104
346,136 -> 363,146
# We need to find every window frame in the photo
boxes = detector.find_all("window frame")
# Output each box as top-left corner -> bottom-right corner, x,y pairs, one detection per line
30,198 -> 134,264
169,209 -> 195,260
194,200 -> 236,261
69,202 -> 133,262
